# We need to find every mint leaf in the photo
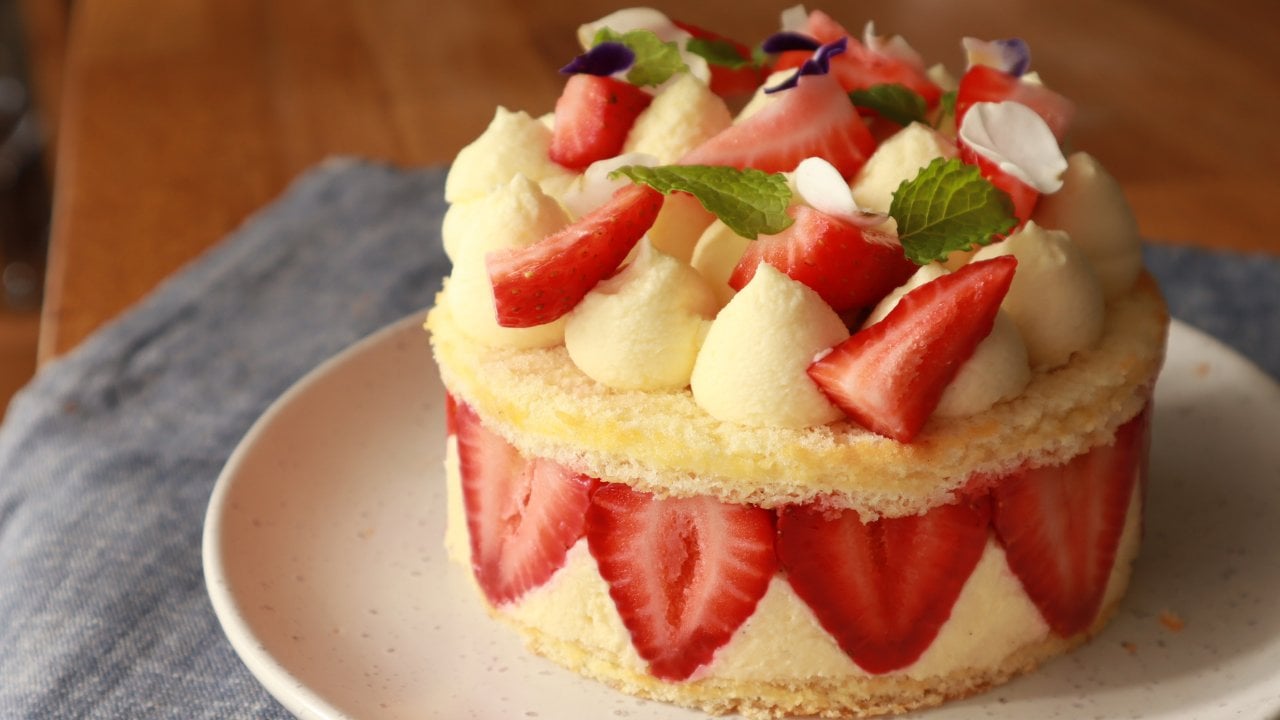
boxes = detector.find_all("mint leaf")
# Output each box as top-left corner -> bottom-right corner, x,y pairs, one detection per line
594,28 -> 687,87
889,158 -> 1017,265
934,90 -> 958,128
610,165 -> 793,239
849,84 -> 927,126
686,37 -> 753,69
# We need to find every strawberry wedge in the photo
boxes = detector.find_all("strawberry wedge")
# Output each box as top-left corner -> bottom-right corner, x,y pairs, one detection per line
680,71 -> 875,179
956,65 -> 1075,141
549,74 -> 653,171
455,401 -> 598,606
487,184 -> 663,328
993,410 -> 1147,637
808,256 -> 1018,442
730,205 -> 916,313
777,497 -> 991,673
959,142 -> 1040,223
586,483 -> 777,681
774,10 -> 942,106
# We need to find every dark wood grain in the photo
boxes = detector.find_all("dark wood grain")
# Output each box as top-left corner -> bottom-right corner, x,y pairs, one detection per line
38,0 -> 1280,361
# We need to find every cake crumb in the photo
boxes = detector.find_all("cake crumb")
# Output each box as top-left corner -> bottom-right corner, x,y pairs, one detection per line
1159,610 -> 1185,632
1120,641 -> 1138,655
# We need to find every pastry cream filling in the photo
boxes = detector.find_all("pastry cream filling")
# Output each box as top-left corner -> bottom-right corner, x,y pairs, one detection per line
972,221 -> 1106,370
1032,152 -> 1143,300
850,122 -> 958,234
565,241 -> 717,391
689,265 -> 848,428
443,439 -> 1144,681
444,107 -> 575,203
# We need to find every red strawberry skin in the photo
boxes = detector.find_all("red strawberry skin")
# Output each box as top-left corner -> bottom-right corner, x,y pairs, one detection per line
959,142 -> 1039,223
992,410 -> 1146,637
586,483 -> 777,681
808,256 -> 1018,442
777,497 -> 991,674
680,71 -> 875,179
455,401 -> 598,606
774,10 -> 942,106
956,65 -> 1075,141
549,74 -> 653,171
729,206 -> 916,313
487,184 -> 663,328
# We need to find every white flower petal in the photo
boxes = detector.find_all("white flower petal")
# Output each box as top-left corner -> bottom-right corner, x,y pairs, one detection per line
959,101 -> 1067,193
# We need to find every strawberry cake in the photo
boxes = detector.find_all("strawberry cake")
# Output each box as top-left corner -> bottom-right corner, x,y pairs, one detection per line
426,7 -> 1167,718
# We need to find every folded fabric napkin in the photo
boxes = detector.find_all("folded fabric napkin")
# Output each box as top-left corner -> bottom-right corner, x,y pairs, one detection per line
0,160 -> 1274,718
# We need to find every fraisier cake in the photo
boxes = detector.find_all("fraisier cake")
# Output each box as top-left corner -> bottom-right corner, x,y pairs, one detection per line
426,7 -> 1167,718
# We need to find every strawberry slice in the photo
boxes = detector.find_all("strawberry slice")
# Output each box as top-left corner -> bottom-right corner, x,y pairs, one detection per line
680,71 -> 875,179
549,74 -> 653,171
774,11 -> 941,106
445,391 -> 459,436
777,496 -> 991,673
992,410 -> 1146,637
455,401 -> 597,606
586,483 -> 777,681
956,65 -> 1075,141
487,184 -> 663,328
671,19 -> 767,97
729,205 -> 916,313
959,141 -> 1039,223
808,256 -> 1018,442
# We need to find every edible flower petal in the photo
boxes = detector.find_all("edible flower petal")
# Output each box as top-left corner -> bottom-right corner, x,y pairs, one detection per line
794,157 -> 886,227
760,31 -> 822,54
862,21 -> 926,69
958,101 -> 1067,193
560,42 -> 637,76
779,4 -> 809,33
764,37 -> 848,93
962,37 -> 1032,77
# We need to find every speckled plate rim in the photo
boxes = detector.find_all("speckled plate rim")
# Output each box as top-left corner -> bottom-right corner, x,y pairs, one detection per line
203,315 -> 1280,720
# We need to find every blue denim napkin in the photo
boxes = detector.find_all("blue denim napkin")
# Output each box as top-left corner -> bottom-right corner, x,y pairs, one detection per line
0,159 -> 1274,718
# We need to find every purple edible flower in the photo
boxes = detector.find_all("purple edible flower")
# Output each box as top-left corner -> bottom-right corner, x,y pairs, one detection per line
760,31 -> 822,54
764,37 -> 848,94
962,37 -> 1032,77
560,42 -> 636,76
996,38 -> 1032,77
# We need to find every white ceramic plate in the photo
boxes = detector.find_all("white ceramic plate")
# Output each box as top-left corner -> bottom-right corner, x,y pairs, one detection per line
204,316 -> 1280,720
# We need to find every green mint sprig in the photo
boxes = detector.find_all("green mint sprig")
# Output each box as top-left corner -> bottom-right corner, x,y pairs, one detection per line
849,84 -> 928,127
593,28 -> 687,87
686,37 -> 755,69
610,165 -> 793,239
888,157 -> 1017,265
933,90 -> 958,128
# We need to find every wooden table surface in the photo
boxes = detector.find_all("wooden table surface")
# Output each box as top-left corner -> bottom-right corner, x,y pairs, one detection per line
38,0 -> 1280,361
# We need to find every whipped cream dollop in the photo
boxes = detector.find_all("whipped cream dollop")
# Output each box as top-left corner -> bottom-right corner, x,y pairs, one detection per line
690,264 -> 848,427
690,219 -> 752,307
1032,152 -> 1142,299
565,241 -> 718,391
444,108 -> 575,203
443,174 -> 570,348
865,264 -> 1031,418
626,73 -> 732,164
959,101 -> 1067,193
972,221 -> 1105,369
851,122 -> 959,232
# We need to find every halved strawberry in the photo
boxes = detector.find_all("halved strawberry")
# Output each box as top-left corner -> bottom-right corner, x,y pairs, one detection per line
956,65 -> 1075,141
959,142 -> 1039,223
549,74 -> 653,171
730,205 -> 916,313
586,483 -> 777,681
808,256 -> 1018,442
992,410 -> 1146,637
777,496 -> 991,673
455,401 -> 598,606
773,11 -> 941,106
671,19 -> 767,98
680,71 -> 875,179
487,184 -> 663,328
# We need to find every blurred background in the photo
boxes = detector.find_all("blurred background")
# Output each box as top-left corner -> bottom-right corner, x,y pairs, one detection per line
0,1 -> 1275,413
